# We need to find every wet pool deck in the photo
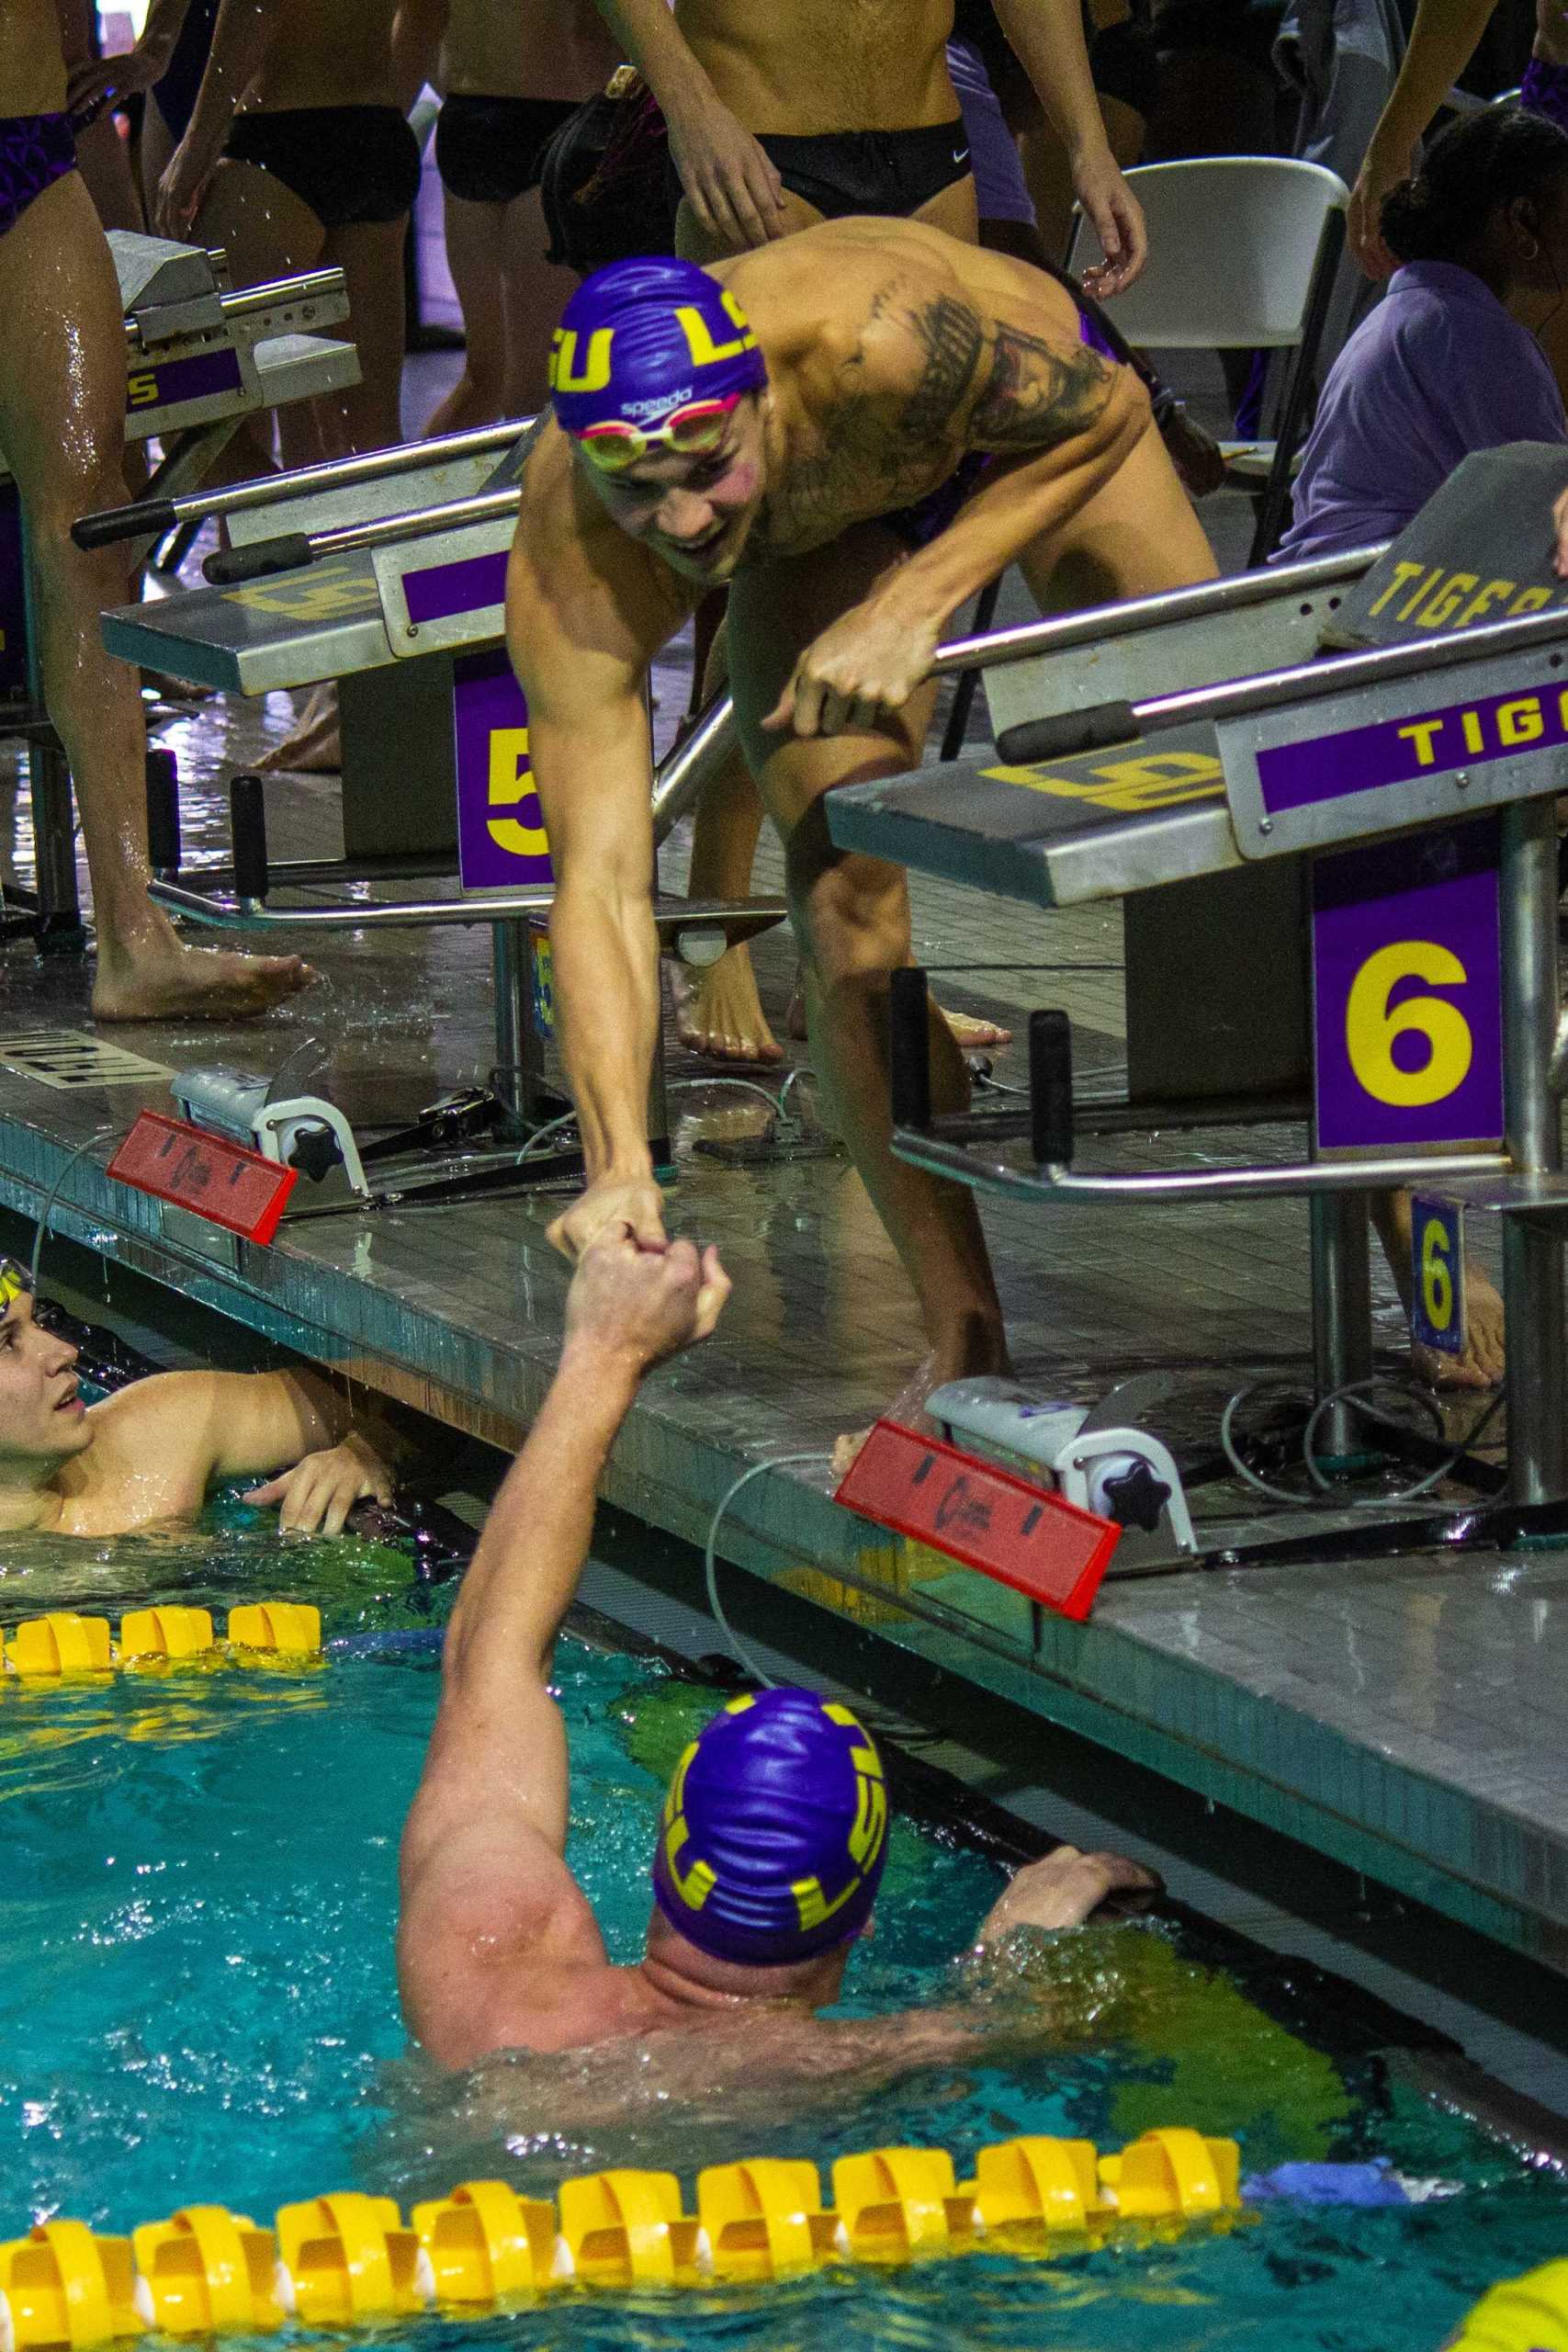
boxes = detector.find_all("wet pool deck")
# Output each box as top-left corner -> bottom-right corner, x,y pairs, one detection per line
5,386 -> 1568,1985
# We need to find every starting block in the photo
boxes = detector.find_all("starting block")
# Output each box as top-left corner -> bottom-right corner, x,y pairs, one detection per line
829,445 -> 1568,1566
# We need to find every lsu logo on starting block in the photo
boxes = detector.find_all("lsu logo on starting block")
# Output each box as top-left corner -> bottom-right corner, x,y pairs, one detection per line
548,291 -> 758,396
983,748 -> 1225,814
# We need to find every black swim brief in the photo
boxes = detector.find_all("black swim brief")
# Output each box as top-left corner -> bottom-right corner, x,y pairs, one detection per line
224,106 -> 423,231
755,119 -> 973,220
434,92 -> 580,207
0,113 -> 75,241
882,307 -> 1122,550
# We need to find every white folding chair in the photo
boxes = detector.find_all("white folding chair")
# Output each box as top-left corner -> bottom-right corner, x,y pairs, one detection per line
1066,156 -> 1350,563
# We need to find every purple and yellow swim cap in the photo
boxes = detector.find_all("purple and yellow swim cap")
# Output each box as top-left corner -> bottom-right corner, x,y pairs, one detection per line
651,1688 -> 889,1966
548,255 -> 767,436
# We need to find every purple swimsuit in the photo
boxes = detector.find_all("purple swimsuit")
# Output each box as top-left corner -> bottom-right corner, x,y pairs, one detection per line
0,113 -> 76,241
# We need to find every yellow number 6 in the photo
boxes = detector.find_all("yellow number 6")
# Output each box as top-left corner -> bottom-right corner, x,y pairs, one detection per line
1420,1216 -> 1454,1332
486,726 -> 549,859
1345,940 -> 1472,1107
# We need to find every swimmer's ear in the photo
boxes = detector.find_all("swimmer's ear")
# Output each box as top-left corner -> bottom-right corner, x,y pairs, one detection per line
858,1914 -> 876,1941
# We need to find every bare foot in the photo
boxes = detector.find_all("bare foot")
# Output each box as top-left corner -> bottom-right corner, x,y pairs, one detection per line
258,684 -> 341,775
1411,1262 -> 1506,1392
93,937 -> 315,1023
785,978 -> 1012,1054
674,943 -> 785,1065
832,1346 -> 1008,1481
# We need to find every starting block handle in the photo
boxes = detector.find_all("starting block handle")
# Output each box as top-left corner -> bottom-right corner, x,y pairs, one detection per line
996,701 -> 1138,765
1029,1011 -> 1074,1167
73,497 -> 179,551
889,967 -> 931,1131
204,533 -> 314,586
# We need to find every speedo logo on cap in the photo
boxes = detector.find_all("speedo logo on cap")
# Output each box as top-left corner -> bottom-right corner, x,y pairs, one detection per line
623,387 -> 694,418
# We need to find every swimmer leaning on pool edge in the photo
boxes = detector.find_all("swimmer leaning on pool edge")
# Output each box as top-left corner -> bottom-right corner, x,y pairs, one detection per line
0,1260 -> 403,1538
398,1227 -> 1156,2074
503,223 -> 1215,1454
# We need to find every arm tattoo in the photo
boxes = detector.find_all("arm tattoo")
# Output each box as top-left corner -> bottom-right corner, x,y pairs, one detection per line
899,294 -> 985,444
970,322 -> 1116,452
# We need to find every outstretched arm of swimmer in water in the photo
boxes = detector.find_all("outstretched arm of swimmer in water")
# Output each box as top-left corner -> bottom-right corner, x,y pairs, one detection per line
505,446 -> 698,1264
762,253 -> 1153,739
397,1230 -> 729,2068
86,1366 -> 404,1534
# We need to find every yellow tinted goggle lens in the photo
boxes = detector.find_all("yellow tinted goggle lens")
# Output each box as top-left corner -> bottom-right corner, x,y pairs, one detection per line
0,1258 -> 30,1306
578,400 -> 736,471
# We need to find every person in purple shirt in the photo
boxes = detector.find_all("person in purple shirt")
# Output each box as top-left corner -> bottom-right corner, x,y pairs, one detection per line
1277,100 -> 1568,1391
1280,100 -> 1568,564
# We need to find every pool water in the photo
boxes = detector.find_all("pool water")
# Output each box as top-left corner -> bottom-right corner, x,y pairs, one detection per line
0,1511 -> 1564,2351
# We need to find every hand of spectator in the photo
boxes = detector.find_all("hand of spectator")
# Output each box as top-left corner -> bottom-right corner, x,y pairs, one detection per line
1072,147 -> 1148,296
66,44 -> 169,122
547,1172 -> 669,1262
243,1431 -> 396,1537
1348,134 -> 1414,279
563,1227 -> 731,1375
665,93 -> 788,253
155,136 -> 215,238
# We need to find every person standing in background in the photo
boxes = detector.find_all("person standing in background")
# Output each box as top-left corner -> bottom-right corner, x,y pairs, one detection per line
420,0 -> 620,431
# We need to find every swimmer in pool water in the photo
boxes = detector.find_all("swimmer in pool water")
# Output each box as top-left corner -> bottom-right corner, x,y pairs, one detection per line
398,1227 -> 1156,2073
0,1261 -> 400,1539
504,225 -> 1214,1461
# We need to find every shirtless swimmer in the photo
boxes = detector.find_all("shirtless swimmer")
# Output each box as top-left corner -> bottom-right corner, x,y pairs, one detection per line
399,1227 -> 1156,2070
0,1258 -> 400,1539
503,221 -> 1215,1443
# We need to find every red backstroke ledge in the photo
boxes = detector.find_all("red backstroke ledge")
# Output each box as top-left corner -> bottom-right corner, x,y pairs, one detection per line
834,1419 -> 1121,1623
108,1110 -> 297,1245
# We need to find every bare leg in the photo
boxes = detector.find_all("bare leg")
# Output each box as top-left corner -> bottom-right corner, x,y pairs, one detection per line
496,187 -> 581,416
730,532 -> 1010,1450
424,187 -> 509,438
0,173 -> 309,1018
673,615 -> 781,1063
1370,1192 -> 1506,1391
317,217 -> 409,454
191,156 -> 323,481
1017,403 -> 1218,611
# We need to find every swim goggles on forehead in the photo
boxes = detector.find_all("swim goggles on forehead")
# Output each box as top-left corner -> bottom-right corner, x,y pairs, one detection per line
0,1259 -> 32,1311
574,392 -> 744,474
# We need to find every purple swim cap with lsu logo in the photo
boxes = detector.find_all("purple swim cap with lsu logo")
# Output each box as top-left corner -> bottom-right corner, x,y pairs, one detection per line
547,255 -> 768,436
651,1688 -> 890,1966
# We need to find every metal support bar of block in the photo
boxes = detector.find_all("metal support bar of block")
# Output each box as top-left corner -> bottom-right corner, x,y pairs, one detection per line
1500,795 -> 1568,1504
1309,1193 -> 1374,1456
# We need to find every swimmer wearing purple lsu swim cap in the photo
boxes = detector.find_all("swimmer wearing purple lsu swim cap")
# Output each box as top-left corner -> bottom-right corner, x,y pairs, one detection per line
651,1688 -> 890,1966
545,254 -> 772,581
399,1227 -> 1159,2074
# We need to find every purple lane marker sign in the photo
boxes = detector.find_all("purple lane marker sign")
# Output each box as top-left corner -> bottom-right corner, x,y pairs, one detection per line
1312,820 -> 1503,1152
451,648 -> 554,890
